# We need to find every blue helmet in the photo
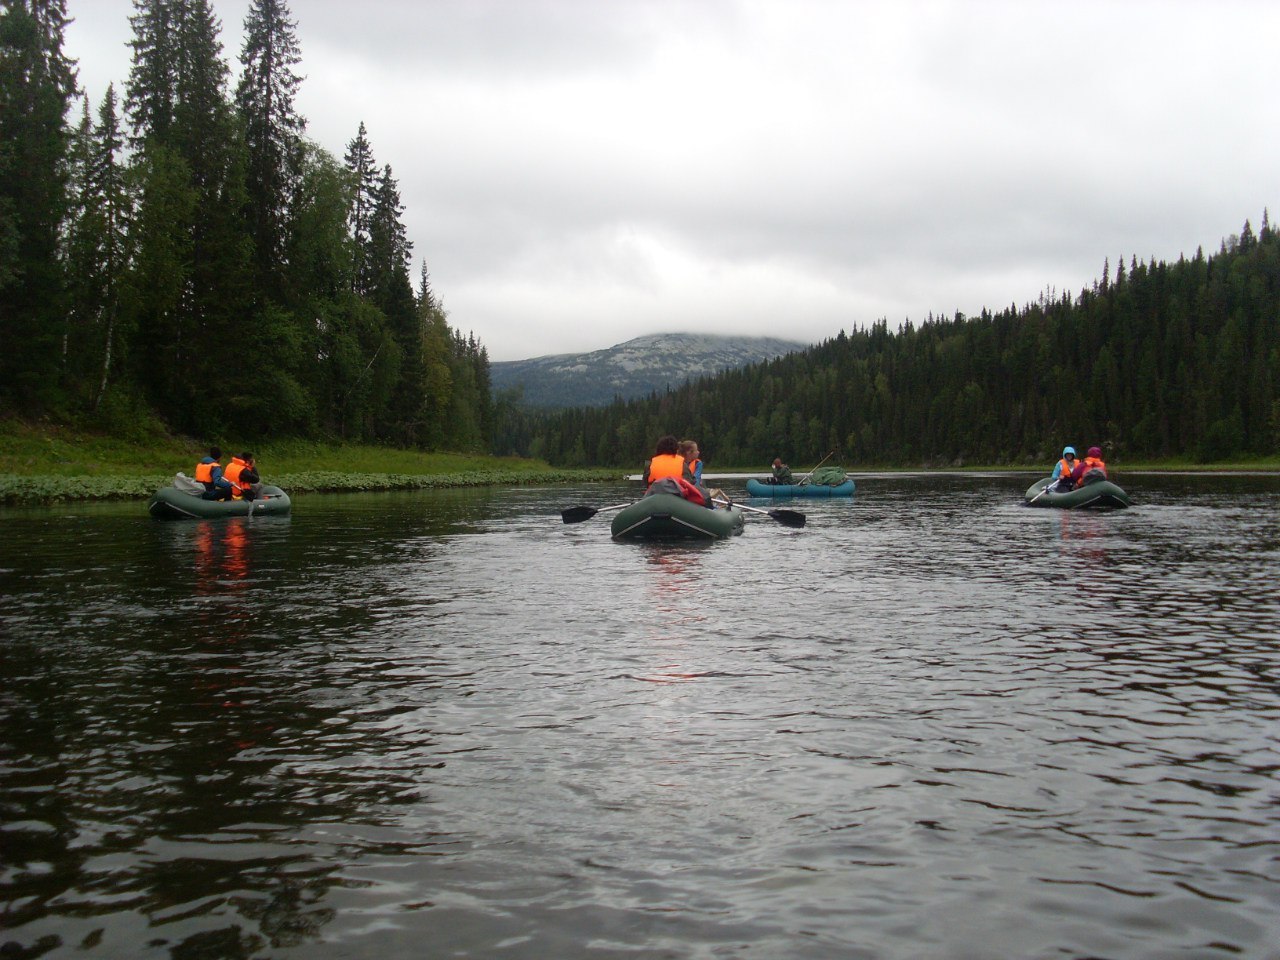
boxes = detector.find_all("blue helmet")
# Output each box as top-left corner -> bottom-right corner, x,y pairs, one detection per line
1062,446 -> 1076,457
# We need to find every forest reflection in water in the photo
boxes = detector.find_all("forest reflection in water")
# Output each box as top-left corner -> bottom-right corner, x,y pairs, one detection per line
1,472 -> 1278,958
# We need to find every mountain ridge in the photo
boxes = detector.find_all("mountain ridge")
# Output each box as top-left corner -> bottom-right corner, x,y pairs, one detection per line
490,332 -> 808,408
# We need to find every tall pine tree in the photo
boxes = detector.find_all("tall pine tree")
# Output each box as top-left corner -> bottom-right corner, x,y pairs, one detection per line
64,86 -> 131,411
343,121 -> 376,295
235,0 -> 304,302
125,0 -> 251,431
0,0 -> 77,413
366,163 -> 419,442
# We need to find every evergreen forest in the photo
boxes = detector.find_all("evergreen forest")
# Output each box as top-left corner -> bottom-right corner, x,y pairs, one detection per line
497,219 -> 1280,468
0,0 -> 492,449
3,2 -> 1277,471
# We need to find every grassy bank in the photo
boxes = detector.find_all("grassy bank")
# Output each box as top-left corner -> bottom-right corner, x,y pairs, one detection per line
2,420 -> 1274,503
0,420 -> 622,503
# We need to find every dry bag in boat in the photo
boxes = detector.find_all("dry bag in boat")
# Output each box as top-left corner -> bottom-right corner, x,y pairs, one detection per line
807,466 -> 848,486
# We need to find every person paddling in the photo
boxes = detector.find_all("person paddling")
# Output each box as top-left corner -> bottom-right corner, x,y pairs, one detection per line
770,458 -> 794,485
1051,446 -> 1078,491
223,451 -> 262,501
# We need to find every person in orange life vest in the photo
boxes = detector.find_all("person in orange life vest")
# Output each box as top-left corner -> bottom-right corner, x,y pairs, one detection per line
1070,446 -> 1108,488
643,435 -> 686,487
241,454 -> 263,499
223,452 -> 262,501
677,439 -> 703,485
194,446 -> 233,501
677,438 -> 721,508
1050,445 -> 1078,491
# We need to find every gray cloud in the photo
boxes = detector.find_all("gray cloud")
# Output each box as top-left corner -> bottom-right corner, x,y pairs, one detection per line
65,0 -> 1280,359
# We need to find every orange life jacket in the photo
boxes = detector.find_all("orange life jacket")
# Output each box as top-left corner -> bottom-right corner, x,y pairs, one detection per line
1074,456 -> 1107,486
685,457 -> 702,482
223,456 -> 251,498
1055,457 -> 1075,478
645,453 -> 686,484
194,460 -> 219,484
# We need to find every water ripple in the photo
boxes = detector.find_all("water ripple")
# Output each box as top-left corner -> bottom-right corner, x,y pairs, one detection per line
2,475 -> 1279,958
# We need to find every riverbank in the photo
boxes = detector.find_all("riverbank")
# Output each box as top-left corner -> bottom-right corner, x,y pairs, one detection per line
1,420 -> 1274,503
0,421 -> 621,504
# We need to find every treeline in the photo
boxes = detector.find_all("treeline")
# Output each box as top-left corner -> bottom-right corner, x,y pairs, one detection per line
505,216 -> 1279,467
0,0 -> 492,449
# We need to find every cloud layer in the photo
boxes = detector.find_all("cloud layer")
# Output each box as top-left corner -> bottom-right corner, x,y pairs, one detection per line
66,0 -> 1280,359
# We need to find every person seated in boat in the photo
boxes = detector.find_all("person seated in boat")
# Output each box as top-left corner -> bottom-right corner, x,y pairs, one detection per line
678,439 -> 703,485
644,436 -> 715,508
643,435 -> 686,487
224,451 -> 263,501
195,446 -> 233,501
769,458 -> 794,485
1050,445 -> 1078,491
1070,446 -> 1108,487
678,439 -> 722,508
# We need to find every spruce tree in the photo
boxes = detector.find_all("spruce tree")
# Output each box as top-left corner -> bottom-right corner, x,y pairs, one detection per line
84,85 -> 130,409
343,121 -> 376,295
235,0 -> 304,300
125,0 -> 251,430
0,0 -> 77,412
367,163 -> 419,441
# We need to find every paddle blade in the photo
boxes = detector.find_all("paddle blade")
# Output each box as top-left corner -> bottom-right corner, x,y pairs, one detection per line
769,509 -> 806,528
561,506 -> 598,524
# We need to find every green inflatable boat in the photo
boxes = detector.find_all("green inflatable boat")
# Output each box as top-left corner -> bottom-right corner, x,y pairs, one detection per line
611,493 -> 745,541
149,484 -> 292,520
1024,477 -> 1131,510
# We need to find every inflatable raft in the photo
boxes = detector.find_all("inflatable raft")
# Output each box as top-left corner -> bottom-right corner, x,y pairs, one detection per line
1024,477 -> 1131,510
149,484 -> 292,520
611,493 -> 745,541
746,478 -> 855,498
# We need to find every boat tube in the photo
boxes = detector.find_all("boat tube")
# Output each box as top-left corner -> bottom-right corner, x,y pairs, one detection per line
745,478 -> 855,498
611,493 -> 745,540
1024,477 -> 1130,510
148,484 -> 292,520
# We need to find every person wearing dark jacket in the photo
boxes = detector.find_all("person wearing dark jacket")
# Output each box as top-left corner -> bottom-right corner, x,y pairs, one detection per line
770,458 -> 794,485
1070,446 -> 1108,487
223,452 -> 262,501
194,446 -> 233,501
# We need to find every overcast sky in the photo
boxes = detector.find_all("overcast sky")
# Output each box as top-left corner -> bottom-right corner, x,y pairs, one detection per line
64,0 -> 1279,361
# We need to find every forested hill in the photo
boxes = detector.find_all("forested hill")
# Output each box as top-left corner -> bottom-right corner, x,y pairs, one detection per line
0,1 -> 491,451
500,216 -> 1279,468
490,333 -> 806,408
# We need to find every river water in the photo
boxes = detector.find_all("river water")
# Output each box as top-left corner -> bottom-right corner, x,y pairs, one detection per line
2,472 -> 1278,960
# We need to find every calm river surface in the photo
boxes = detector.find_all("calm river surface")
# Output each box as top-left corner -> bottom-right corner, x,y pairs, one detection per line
2,473 -> 1278,960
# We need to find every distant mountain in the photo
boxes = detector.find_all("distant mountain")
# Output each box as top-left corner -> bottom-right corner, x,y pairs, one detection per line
490,333 -> 808,408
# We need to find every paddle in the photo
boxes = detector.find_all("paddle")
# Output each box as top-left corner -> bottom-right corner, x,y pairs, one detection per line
561,503 -> 631,524
1028,479 -> 1060,504
796,450 -> 836,486
713,497 -> 806,528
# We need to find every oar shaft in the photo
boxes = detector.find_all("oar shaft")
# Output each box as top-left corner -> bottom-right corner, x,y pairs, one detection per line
797,450 -> 835,485
561,502 -> 632,523
713,497 -> 769,516
712,497 -> 805,526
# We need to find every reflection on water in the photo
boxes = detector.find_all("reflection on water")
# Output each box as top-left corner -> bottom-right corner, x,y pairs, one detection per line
2,473 -> 1279,959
